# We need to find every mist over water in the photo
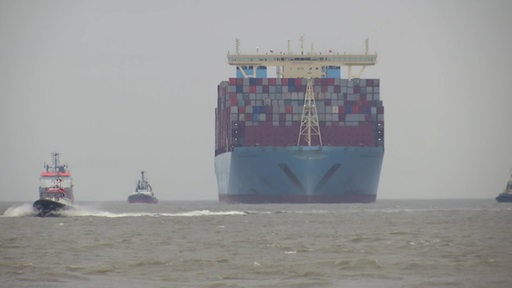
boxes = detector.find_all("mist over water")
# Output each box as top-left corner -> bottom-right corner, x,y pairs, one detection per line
1,200 -> 511,288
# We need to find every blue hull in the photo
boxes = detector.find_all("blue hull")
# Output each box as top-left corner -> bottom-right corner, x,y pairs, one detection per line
215,146 -> 384,203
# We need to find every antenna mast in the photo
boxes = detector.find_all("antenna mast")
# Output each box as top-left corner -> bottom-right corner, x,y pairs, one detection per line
297,78 -> 322,146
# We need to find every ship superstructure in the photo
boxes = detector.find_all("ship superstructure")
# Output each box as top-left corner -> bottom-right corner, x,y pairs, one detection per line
128,171 -> 158,204
496,170 -> 512,202
215,38 -> 384,203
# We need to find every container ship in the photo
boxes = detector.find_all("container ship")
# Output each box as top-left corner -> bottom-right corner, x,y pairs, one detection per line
128,171 -> 158,204
214,38 -> 384,203
33,152 -> 74,216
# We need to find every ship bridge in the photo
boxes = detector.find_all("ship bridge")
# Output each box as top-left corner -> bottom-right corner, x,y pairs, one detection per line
228,38 -> 377,79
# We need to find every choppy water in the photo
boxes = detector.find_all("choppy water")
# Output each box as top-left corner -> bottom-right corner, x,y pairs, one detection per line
1,199 -> 511,288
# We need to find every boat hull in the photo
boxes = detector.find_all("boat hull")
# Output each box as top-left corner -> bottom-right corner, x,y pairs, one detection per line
215,146 -> 384,203
127,194 -> 158,204
33,199 -> 72,217
496,193 -> 512,202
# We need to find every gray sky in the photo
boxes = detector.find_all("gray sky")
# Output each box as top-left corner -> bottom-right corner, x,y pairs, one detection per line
1,0 -> 511,201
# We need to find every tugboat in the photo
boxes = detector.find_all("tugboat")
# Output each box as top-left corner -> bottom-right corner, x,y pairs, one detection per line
128,171 -> 158,204
496,170 -> 512,202
33,152 -> 74,216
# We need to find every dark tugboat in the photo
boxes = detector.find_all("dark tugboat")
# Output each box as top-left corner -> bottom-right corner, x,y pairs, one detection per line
33,152 -> 74,216
128,171 -> 158,204
496,170 -> 512,202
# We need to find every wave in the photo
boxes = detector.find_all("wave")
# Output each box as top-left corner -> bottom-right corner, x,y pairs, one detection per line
63,208 -> 247,218
2,203 -> 37,217
1,204 -> 247,218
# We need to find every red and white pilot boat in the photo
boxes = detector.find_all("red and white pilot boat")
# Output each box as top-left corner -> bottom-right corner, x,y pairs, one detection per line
33,152 -> 74,216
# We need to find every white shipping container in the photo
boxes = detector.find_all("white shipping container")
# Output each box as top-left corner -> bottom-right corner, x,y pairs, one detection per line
332,106 -> 339,113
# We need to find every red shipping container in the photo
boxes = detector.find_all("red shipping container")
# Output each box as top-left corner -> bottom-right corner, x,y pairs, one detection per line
230,94 -> 237,106
269,78 -> 276,85
249,86 -> 256,93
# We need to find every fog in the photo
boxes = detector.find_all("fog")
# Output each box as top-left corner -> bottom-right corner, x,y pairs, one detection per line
1,0 -> 511,201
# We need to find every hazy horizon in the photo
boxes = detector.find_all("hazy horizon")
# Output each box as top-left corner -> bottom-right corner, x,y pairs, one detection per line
1,0 -> 511,202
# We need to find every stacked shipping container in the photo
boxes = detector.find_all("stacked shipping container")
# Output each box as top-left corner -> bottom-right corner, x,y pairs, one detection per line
215,78 -> 384,156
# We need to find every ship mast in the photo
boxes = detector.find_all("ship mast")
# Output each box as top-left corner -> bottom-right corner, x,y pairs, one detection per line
52,152 -> 60,172
297,78 -> 322,146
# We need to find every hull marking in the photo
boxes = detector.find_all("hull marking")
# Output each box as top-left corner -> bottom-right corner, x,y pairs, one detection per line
278,163 -> 306,193
314,163 -> 341,193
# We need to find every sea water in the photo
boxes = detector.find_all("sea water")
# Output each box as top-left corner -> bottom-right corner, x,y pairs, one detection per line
1,199 -> 511,288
